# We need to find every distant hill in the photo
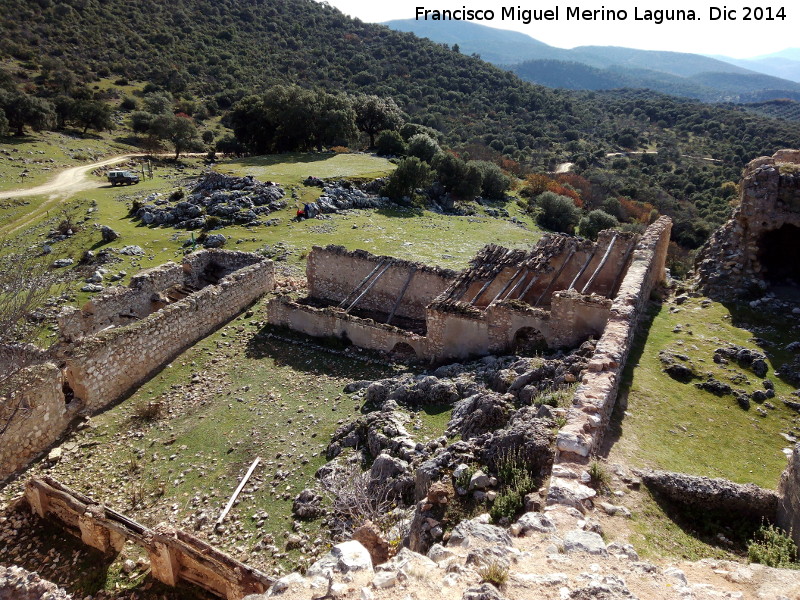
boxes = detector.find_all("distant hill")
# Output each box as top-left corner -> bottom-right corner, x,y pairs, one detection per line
385,19 -> 800,102
711,51 -> 800,84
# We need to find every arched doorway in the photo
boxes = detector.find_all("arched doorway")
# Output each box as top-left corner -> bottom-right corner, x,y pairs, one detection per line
758,224 -> 800,284
512,327 -> 547,354
391,342 -> 418,359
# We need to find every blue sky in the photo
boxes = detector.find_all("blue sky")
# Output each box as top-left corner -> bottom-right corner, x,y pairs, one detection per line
319,0 -> 796,58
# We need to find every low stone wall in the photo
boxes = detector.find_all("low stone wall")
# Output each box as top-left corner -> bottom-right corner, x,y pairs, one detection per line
25,476 -> 272,599
640,469 -> 778,521
777,443 -> 800,547
548,217 -> 671,506
0,364 -> 76,480
268,296 -> 425,357
307,246 -> 457,321
65,254 -> 274,410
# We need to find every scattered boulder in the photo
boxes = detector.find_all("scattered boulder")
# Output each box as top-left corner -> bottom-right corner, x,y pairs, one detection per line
292,488 -> 324,520
353,521 -> 390,566
563,530 -> 608,556
100,225 -> 120,242
447,517 -> 513,548
202,233 -> 226,248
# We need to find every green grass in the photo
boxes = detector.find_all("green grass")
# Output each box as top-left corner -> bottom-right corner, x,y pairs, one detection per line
0,130 -> 135,192
607,295 -> 800,489
5,302 -> 406,576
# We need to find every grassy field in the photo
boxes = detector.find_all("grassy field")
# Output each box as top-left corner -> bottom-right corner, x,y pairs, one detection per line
607,295 -> 800,489
0,130 -> 136,193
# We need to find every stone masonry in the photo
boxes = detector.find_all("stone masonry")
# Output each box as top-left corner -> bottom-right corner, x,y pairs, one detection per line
0,250 -> 274,480
697,149 -> 800,299
270,223 -> 662,363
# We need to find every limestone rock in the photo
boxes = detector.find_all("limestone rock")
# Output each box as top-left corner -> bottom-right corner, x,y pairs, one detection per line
448,517 -> 513,548
563,530 -> 608,556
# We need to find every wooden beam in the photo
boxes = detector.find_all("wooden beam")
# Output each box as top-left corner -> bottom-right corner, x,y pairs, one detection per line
533,247 -> 576,307
580,234 -> 618,294
345,262 -> 392,313
216,457 -> 261,528
386,267 -> 416,325
338,260 -> 385,308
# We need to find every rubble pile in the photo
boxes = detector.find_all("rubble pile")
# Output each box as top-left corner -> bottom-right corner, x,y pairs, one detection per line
131,173 -> 287,229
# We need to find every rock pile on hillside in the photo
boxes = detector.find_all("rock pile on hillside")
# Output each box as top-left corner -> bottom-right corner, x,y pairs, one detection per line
0,565 -> 72,599
131,173 -> 287,229
298,178 -> 390,217
308,345 -> 596,552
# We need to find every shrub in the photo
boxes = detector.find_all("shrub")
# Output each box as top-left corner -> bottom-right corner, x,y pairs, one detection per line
375,129 -> 406,156
169,188 -> 185,202
477,561 -> 509,588
454,465 -> 475,491
132,400 -> 164,421
120,96 -> 137,111
489,489 -> 522,522
331,145 -> 349,153
535,191 -> 580,233
579,209 -> 619,240
747,524 -> 797,568
406,133 -> 440,163
204,215 -> 222,230
471,160 -> 510,199
382,156 -> 432,201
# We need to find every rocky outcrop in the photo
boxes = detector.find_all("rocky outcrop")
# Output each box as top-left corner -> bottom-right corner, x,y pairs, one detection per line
777,443 -> 800,548
0,565 -> 72,600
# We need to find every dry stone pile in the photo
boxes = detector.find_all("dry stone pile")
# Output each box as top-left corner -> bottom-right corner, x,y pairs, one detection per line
132,172 -> 287,229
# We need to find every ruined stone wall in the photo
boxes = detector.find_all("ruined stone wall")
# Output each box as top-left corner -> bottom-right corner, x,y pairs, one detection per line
486,303 -> 552,353
425,308 -> 490,361
548,216 -> 671,506
307,246 -> 456,320
697,150 -> 800,299
777,443 -> 800,547
0,363 -> 77,480
548,291 -> 612,348
25,476 -> 272,599
64,255 -> 274,410
58,263 -> 186,342
268,297 -> 425,357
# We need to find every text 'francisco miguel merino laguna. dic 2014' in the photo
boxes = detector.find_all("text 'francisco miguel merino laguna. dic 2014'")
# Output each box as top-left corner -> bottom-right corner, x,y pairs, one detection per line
414,6 -> 787,24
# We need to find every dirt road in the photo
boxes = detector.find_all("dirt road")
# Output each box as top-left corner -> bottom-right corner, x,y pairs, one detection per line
0,154 -> 141,201
0,154 -> 146,237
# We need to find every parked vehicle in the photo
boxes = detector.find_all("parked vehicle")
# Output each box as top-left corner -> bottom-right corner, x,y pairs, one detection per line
108,170 -> 140,186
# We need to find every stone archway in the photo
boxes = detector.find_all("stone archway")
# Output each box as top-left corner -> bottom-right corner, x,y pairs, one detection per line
758,224 -> 800,284
512,327 -> 547,354
391,342 -> 418,359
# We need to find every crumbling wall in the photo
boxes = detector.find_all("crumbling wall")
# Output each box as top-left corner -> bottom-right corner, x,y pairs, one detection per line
59,262 -> 186,342
548,217 -> 671,506
25,476 -> 272,599
307,246 -> 456,320
548,291 -> 612,348
425,307 -> 490,360
0,363 -> 77,480
268,297 -> 425,357
777,443 -> 800,548
65,255 -> 274,409
697,149 -> 800,299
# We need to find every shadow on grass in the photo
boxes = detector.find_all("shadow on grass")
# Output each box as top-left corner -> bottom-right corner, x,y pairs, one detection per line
375,204 -> 424,219
601,300 -> 663,457
0,504 -> 210,599
719,290 -> 800,390
638,486 -> 760,560
244,323 -> 401,381
227,153 -> 333,169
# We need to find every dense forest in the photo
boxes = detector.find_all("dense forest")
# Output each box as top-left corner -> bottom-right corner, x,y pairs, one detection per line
2,0 -> 800,250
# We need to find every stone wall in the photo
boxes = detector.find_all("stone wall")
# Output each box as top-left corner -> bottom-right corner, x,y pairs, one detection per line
0,364 -> 76,480
307,246 -> 457,320
64,253 -> 274,410
25,476 -> 272,599
696,149 -> 800,299
268,296 -> 426,357
548,217 -> 672,506
777,443 -> 800,547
